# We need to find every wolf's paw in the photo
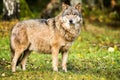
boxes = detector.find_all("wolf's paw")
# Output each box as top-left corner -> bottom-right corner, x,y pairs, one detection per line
62,67 -> 67,72
12,69 -> 16,72
53,67 -> 58,72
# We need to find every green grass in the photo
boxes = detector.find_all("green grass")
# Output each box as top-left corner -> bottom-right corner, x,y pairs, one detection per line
0,22 -> 120,80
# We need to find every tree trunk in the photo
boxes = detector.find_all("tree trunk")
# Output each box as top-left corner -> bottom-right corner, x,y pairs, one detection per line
70,0 -> 82,6
40,0 -> 60,19
2,0 -> 20,21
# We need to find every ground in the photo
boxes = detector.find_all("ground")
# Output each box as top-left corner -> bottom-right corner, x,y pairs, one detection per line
0,21 -> 120,80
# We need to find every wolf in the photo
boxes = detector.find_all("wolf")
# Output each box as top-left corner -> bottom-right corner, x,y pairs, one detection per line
10,3 -> 82,72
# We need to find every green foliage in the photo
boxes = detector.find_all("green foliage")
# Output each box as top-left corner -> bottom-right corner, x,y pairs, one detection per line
26,0 -> 49,13
20,0 -> 50,19
20,0 -> 35,20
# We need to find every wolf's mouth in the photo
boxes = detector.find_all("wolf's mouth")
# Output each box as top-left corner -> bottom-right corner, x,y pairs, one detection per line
69,23 -> 75,26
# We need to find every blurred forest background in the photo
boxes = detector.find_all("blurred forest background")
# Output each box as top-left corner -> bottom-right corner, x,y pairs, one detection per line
0,0 -> 120,25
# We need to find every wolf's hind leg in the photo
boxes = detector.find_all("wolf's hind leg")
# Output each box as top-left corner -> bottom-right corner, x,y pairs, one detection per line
20,49 -> 31,71
12,50 -> 23,72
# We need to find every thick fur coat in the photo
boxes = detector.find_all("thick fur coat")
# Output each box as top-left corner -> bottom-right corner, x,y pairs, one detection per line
10,3 -> 82,72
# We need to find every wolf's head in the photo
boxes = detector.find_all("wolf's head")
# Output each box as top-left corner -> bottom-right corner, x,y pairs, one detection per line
60,3 -> 82,30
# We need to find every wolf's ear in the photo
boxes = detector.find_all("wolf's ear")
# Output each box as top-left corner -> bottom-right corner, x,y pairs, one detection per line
75,3 -> 82,12
62,2 -> 69,10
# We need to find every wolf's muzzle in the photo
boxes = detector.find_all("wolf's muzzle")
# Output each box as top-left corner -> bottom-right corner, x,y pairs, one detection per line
69,19 -> 73,24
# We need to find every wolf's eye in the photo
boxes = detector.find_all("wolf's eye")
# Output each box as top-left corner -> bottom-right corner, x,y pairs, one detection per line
73,13 -> 76,15
66,13 -> 70,15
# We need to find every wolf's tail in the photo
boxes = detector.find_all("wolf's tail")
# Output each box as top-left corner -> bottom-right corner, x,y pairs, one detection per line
10,43 -> 14,62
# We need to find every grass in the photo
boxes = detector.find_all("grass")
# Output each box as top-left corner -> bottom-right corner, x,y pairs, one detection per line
0,21 -> 120,80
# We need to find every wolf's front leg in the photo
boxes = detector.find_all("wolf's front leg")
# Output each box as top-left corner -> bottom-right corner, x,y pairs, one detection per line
52,47 -> 59,72
62,51 -> 68,72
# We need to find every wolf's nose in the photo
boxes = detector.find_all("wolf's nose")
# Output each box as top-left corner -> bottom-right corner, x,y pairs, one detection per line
69,20 -> 73,23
